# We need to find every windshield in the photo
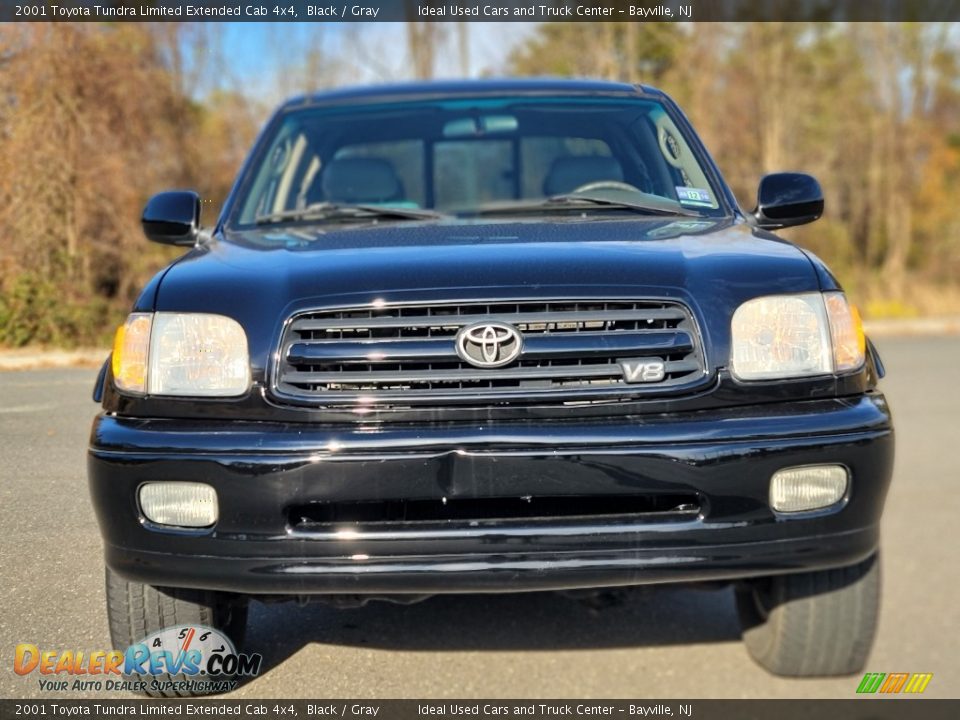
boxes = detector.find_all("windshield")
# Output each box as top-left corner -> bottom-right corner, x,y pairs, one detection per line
230,95 -> 727,228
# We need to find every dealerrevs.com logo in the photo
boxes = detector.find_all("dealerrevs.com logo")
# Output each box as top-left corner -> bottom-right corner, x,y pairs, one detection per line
14,625 -> 262,694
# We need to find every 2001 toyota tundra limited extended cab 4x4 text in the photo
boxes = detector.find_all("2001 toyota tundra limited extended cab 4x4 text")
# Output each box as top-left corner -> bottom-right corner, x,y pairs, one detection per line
88,80 -> 893,694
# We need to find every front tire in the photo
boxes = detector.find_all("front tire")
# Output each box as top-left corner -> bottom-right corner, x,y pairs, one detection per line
736,553 -> 880,676
105,567 -> 248,697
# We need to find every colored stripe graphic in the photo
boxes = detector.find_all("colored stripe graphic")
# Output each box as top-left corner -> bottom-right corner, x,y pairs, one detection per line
879,673 -> 909,693
857,673 -> 886,693
857,672 -> 933,694
903,673 -> 934,693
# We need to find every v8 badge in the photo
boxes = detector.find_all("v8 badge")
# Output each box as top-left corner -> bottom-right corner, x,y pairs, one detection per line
619,359 -> 666,383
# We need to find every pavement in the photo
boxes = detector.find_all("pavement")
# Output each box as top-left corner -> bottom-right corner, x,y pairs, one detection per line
0,348 -> 107,371
0,336 -> 957,699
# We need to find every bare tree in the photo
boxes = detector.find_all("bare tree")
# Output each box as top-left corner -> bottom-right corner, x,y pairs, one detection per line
405,21 -> 442,79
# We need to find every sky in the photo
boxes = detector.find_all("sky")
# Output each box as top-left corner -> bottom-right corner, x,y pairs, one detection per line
195,22 -> 538,106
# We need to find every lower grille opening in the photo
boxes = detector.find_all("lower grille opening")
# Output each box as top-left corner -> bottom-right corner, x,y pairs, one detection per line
289,494 -> 700,529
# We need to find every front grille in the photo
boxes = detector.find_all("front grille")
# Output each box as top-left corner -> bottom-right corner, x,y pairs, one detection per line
273,300 -> 707,406
289,493 -> 701,529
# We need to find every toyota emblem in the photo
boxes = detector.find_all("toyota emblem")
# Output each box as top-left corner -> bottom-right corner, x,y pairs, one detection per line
455,322 -> 523,368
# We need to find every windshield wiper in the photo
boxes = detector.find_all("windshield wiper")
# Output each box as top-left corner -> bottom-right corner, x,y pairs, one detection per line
549,192 -> 700,216
469,191 -> 700,218
255,202 -> 446,225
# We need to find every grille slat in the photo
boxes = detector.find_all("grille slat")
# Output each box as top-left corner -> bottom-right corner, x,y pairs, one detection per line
273,300 -> 707,407
291,307 -> 687,332
288,339 -> 457,363
282,363 -> 631,385
287,330 -> 693,364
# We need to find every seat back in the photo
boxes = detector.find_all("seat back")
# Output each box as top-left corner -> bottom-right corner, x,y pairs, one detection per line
543,156 -> 624,196
312,157 -> 405,204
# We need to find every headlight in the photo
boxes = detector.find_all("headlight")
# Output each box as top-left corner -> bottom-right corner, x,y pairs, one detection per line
731,292 -> 864,380
112,313 -> 250,397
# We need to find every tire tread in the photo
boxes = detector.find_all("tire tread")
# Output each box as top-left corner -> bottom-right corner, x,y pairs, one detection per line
105,568 -> 246,697
738,554 -> 880,676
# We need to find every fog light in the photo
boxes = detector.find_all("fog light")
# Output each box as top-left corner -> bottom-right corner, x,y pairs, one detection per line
770,465 -> 848,513
139,482 -> 218,528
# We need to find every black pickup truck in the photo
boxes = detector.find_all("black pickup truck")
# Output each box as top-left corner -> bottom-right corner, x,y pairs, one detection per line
89,79 -> 893,692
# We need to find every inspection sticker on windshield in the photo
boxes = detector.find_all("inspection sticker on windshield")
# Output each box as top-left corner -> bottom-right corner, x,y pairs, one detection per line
676,187 -> 714,207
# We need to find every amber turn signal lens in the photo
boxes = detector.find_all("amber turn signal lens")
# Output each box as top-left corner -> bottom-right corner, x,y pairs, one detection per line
824,292 -> 866,372
112,313 -> 152,394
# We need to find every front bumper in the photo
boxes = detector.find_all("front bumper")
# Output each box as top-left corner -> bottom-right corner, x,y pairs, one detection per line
88,394 -> 894,595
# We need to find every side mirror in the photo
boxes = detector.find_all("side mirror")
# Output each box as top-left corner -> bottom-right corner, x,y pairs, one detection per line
141,191 -> 201,246
752,173 -> 824,230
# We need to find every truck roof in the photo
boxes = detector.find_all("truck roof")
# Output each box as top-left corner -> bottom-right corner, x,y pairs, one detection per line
281,78 -> 662,108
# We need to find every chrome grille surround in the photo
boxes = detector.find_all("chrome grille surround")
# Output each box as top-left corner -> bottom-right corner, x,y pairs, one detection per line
271,299 -> 709,407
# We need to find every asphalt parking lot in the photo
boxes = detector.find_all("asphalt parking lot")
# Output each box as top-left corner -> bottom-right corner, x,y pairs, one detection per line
1,336 -> 957,699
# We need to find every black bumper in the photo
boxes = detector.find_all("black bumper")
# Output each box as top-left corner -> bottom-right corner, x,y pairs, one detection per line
88,394 -> 894,595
